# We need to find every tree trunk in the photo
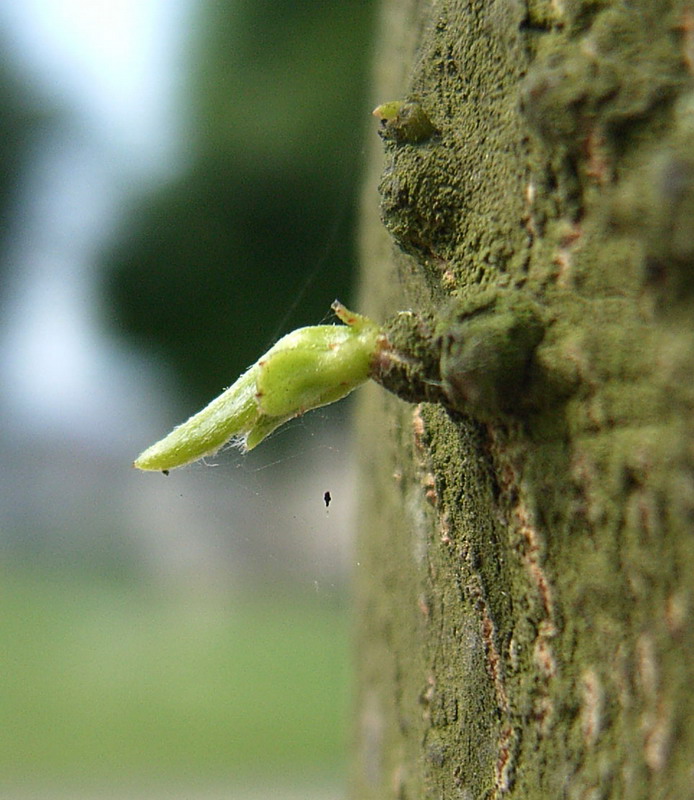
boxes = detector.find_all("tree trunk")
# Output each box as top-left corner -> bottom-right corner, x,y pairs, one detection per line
352,1 -> 694,798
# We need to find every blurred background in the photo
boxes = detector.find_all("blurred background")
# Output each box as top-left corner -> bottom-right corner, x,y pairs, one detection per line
0,1 -> 376,797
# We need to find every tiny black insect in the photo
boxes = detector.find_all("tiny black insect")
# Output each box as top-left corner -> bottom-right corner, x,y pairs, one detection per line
324,491 -> 332,508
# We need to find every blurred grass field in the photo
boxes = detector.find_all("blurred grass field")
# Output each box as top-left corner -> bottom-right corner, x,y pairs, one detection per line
0,565 -> 350,793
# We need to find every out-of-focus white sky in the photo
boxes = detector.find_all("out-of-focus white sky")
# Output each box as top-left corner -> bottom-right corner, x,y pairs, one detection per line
1,0 -> 190,171
0,0 -> 192,443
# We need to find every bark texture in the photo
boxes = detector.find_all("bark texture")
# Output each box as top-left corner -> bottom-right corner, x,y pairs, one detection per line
353,1 -> 694,798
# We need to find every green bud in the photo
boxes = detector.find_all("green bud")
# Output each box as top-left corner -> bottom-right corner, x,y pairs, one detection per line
134,302 -> 382,472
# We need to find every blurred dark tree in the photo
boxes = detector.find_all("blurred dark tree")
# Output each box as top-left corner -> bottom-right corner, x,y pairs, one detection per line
105,0 -> 376,405
0,44 -> 46,289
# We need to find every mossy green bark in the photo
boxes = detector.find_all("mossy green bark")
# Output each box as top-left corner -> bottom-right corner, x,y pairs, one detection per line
353,1 -> 694,798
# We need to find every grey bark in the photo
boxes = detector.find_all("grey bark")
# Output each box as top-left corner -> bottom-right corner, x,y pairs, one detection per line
352,1 -> 694,798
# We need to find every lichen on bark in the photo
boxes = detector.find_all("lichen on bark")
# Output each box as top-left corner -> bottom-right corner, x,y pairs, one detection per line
353,1 -> 694,798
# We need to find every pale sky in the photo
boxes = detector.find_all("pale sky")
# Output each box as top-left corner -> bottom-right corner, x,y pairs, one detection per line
0,0 -> 193,441
1,0 -> 191,171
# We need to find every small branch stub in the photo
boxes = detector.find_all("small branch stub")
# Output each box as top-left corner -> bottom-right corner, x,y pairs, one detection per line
372,100 -> 437,144
370,290 -> 546,421
438,291 -> 546,419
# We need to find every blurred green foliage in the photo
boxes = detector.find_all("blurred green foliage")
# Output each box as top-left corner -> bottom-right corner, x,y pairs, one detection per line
105,0 -> 376,406
0,567 -> 350,783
